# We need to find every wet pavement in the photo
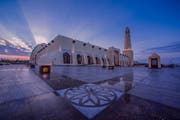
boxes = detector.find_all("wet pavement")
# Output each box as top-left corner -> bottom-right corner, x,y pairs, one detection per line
0,65 -> 53,104
0,65 -> 180,120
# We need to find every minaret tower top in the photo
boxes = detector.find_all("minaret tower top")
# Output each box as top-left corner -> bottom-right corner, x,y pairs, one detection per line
124,27 -> 131,49
123,27 -> 134,66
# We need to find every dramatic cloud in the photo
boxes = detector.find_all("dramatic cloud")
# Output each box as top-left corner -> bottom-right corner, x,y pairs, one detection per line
0,0 -> 179,63
144,42 -> 180,53
135,42 -> 180,64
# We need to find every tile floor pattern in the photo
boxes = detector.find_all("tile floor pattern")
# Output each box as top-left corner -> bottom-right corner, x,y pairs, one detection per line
0,65 -> 180,120
41,66 -> 180,109
57,84 -> 123,119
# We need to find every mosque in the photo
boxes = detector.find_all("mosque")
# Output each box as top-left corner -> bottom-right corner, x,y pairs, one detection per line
30,27 -> 133,67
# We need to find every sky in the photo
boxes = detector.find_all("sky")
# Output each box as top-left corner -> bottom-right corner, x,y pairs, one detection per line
0,0 -> 180,64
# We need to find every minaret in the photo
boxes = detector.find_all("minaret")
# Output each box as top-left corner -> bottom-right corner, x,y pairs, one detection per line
123,27 -> 134,66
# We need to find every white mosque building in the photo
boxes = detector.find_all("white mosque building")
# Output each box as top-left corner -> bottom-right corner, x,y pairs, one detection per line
30,27 -> 133,67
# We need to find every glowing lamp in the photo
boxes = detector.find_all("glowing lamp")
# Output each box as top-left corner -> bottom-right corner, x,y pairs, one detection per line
40,65 -> 51,74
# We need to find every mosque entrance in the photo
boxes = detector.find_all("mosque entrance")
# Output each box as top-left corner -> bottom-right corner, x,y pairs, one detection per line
87,56 -> 91,64
63,52 -> 71,64
87,56 -> 93,65
95,57 -> 101,64
77,54 -> 82,64
148,53 -> 161,69
151,58 -> 158,68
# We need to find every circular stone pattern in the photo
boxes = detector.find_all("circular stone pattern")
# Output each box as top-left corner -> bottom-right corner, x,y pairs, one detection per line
64,84 -> 117,107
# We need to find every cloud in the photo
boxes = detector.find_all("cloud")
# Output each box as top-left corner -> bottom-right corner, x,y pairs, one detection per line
0,0 -> 36,46
143,41 -> 180,53
33,34 -> 48,44
134,42 -> 180,64
10,36 -> 32,52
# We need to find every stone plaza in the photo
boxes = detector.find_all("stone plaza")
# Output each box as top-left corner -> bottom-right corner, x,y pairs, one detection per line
0,65 -> 180,120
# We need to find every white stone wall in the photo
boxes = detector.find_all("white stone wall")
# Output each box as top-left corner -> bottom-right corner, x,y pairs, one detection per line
31,35 -> 130,66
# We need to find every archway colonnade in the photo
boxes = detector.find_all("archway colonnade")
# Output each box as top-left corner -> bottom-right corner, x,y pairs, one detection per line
62,52 -> 109,66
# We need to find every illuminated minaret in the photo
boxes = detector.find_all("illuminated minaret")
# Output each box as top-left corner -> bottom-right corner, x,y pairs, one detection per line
123,27 -> 134,66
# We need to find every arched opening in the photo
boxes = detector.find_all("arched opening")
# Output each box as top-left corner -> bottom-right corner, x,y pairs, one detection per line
63,52 -> 70,64
95,57 -> 101,64
87,56 -> 93,65
148,53 -> 161,69
151,58 -> 158,68
87,56 -> 91,65
77,54 -> 82,64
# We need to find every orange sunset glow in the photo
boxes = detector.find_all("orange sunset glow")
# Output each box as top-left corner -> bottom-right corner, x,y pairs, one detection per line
0,54 -> 29,60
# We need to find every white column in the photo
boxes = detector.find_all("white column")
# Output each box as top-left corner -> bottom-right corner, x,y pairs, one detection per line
83,55 -> 87,64
92,55 -> 96,65
59,51 -> 63,65
72,53 -> 77,65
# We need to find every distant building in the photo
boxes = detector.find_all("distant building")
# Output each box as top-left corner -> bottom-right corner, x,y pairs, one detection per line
148,53 -> 161,69
30,27 -> 134,67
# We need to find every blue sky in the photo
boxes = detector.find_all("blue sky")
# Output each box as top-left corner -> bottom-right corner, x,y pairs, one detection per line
0,0 -> 180,63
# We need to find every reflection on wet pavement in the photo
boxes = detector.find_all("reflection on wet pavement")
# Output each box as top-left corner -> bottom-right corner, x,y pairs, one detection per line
1,65 -> 180,120
95,72 -> 134,92
0,65 -> 53,104
36,66 -> 180,119
94,93 -> 180,120
39,73 -> 86,90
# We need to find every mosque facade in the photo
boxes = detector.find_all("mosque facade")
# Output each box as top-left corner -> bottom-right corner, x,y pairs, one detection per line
30,27 -> 134,67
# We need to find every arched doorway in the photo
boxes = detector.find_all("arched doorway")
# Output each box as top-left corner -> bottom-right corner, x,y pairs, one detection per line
95,57 -> 101,64
87,56 -> 91,65
148,53 -> 161,69
77,54 -> 82,64
87,56 -> 93,65
151,58 -> 158,68
63,52 -> 70,64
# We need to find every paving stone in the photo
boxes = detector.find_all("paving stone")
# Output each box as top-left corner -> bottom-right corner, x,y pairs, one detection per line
0,65 -> 180,120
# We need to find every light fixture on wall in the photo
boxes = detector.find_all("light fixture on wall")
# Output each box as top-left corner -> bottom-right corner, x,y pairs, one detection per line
40,65 -> 51,74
